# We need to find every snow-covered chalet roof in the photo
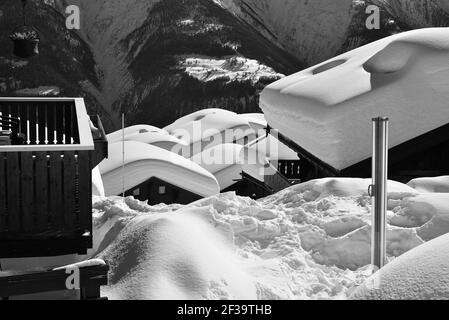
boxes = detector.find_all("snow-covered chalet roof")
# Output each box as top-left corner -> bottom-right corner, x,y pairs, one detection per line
99,141 -> 220,197
260,28 -> 449,170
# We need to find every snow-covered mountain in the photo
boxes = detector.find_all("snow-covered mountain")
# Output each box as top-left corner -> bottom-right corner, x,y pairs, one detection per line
50,0 -> 301,129
2,0 -> 449,130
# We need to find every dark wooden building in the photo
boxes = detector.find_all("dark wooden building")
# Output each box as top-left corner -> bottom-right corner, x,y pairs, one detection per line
223,169 -> 292,200
125,176 -> 203,205
272,123 -> 449,183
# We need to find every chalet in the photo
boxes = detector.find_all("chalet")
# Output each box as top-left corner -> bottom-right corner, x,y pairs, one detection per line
191,144 -> 291,199
0,97 -> 109,299
260,28 -> 449,183
164,109 -> 264,158
99,141 -> 219,205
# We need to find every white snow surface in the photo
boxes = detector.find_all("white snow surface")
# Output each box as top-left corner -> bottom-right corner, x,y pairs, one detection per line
164,109 -> 236,133
260,28 -> 449,170
98,141 -> 220,198
407,176 -> 449,193
3,177 -> 449,300
351,232 -> 449,300
107,125 -> 168,143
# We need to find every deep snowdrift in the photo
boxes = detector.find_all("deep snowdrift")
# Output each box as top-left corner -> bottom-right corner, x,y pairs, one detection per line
85,178 -> 449,300
3,177 -> 449,300
260,28 -> 449,170
351,232 -> 449,300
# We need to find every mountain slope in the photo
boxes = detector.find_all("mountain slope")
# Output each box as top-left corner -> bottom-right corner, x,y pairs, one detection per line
59,0 -> 302,128
371,0 -> 449,28
0,0 -> 113,125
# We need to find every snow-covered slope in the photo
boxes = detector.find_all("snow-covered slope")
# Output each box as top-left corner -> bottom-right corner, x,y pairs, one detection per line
260,28 -> 449,170
99,141 -> 220,198
351,232 -> 449,300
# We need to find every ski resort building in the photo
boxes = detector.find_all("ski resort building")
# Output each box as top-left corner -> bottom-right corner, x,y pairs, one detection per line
260,28 -> 449,183
99,141 -> 219,205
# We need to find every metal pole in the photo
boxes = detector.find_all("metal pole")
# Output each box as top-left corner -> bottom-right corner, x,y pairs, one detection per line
371,117 -> 389,270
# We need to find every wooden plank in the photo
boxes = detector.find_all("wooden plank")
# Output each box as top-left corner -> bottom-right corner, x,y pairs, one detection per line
35,151 -> 49,231
18,102 -> 28,138
63,151 -> 76,230
28,103 -> 37,145
38,103 -> 47,145
64,102 -> 73,144
73,108 -> 81,145
56,103 -> 64,144
78,151 -> 91,232
10,102 -> 19,137
47,102 -> 55,145
0,153 -> 6,232
49,152 -> 63,230
20,152 -> 35,232
6,153 -> 20,232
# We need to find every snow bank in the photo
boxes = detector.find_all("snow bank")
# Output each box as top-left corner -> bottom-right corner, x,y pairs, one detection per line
408,176 -> 449,193
389,193 -> 449,241
99,141 -> 220,198
81,177 -> 449,300
5,177 -> 449,300
98,207 -> 258,300
351,233 -> 449,300
260,28 -> 449,170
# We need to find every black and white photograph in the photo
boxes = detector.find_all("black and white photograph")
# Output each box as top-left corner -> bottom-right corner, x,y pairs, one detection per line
0,0 -> 449,305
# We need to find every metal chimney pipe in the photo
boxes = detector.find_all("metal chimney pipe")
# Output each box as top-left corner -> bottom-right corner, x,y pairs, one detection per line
371,117 -> 389,270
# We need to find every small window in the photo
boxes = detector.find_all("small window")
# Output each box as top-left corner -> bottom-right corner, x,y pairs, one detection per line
158,186 -> 166,195
133,188 -> 140,196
